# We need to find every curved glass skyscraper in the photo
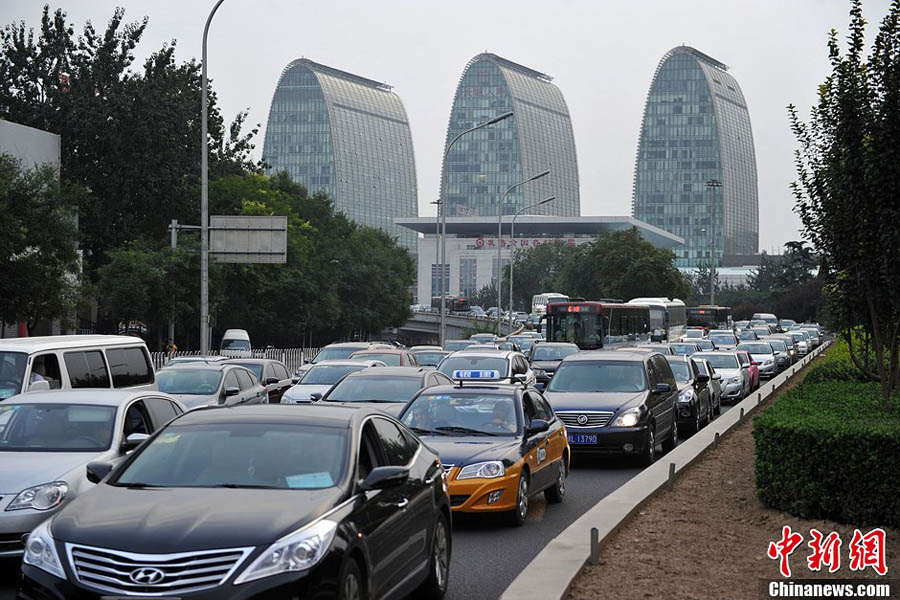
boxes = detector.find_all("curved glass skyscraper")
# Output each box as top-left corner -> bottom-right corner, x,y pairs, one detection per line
440,53 -> 579,217
632,46 -> 758,267
262,59 -> 418,250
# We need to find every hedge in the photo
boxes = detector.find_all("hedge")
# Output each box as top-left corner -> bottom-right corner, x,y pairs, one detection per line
804,335 -> 878,384
753,380 -> 900,527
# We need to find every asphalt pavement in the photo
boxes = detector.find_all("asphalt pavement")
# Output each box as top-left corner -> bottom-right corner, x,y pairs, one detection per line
0,405 -> 734,600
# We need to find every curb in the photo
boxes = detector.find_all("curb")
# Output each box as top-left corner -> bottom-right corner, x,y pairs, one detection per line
499,340 -> 831,600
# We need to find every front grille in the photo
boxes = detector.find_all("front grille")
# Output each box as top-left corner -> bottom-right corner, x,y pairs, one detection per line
450,495 -> 470,507
557,411 -> 614,428
66,543 -> 253,596
0,532 -> 26,554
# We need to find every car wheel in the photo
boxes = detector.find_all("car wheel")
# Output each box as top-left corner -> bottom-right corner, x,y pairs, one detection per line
693,408 -> 702,433
414,514 -> 451,599
639,426 -> 656,467
338,558 -> 363,600
661,417 -> 678,453
544,460 -> 566,504
506,471 -> 530,526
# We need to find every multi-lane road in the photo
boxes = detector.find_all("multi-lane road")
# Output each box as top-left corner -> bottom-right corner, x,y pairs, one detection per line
0,405 -> 735,600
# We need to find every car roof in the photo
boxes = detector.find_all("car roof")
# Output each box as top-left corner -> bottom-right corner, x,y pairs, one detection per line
694,351 -> 737,357
173,404 -> 386,428
350,348 -> 406,355
664,354 -> 692,362
446,350 -> 516,358
416,383 -> 523,396
565,350 -> 648,362
323,342 -> 378,349
410,346 -> 444,351
0,335 -> 146,353
532,342 -> 578,348
159,362 -> 242,372
223,358 -> 281,365
2,389 -> 178,407
310,360 -> 383,367
345,366 -> 431,378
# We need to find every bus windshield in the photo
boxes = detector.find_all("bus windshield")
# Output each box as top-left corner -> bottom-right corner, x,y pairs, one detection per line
546,311 -> 603,349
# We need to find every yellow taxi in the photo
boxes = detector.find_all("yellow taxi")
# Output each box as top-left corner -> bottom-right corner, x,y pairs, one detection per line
398,369 -> 570,525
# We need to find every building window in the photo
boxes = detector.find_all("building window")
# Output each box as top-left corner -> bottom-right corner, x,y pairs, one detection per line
431,264 -> 449,298
491,257 -> 510,289
459,258 -> 477,298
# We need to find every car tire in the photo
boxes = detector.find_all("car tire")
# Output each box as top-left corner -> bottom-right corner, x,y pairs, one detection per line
661,418 -> 678,453
414,514 -> 451,599
338,558 -> 364,600
506,471 -> 530,526
693,408 -> 702,434
638,426 -> 656,467
703,399 -> 712,425
544,460 -> 566,504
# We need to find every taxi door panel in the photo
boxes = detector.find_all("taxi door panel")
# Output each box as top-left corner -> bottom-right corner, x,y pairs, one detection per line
522,393 -> 552,490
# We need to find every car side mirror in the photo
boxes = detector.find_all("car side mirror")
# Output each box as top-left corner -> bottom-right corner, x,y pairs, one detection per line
526,419 -> 551,436
291,376 -> 300,384
654,383 -> 671,394
310,392 -> 323,402
696,373 -> 710,383
224,386 -> 240,397
712,373 -> 722,380
360,466 -> 409,491
86,461 -> 114,484
265,377 -> 279,385
27,379 -> 51,392
122,432 -> 150,453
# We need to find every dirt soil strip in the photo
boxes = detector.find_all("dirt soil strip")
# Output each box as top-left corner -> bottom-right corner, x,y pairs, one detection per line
567,356 -> 899,600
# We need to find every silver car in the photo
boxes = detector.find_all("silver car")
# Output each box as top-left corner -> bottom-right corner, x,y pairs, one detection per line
693,351 -> 749,403
281,359 -> 385,404
0,390 -> 185,557
736,341 -> 778,378
155,363 -> 266,409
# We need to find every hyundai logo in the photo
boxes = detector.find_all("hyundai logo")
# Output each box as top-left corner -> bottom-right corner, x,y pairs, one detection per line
129,567 -> 165,585
576,414 -> 589,426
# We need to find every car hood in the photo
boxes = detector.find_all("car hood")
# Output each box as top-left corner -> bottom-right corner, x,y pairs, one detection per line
0,452 -> 102,493
420,437 -> 521,468
750,353 -> 774,362
715,368 -> 742,380
543,390 -> 647,412
531,360 -> 562,371
284,384 -> 332,402
51,485 -> 345,553
168,393 -> 218,409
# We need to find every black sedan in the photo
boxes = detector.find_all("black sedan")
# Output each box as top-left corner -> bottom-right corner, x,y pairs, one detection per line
528,342 -> 580,388
665,355 -> 713,434
17,405 -> 452,600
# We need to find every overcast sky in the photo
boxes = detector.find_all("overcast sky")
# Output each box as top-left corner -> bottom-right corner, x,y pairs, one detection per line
3,0 -> 893,253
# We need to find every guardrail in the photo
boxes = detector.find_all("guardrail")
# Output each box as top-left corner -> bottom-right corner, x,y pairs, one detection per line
150,347 -> 320,372
500,340 -> 832,600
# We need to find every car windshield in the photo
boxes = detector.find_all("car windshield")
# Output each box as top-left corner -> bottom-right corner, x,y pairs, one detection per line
230,363 -> 264,380
402,393 -> 519,436
694,361 -> 710,376
115,423 -> 348,489
326,376 -> 422,403
157,369 -> 222,395
738,343 -> 773,354
667,361 -> 692,382
444,341 -> 474,352
695,340 -> 714,350
510,338 -> 535,350
0,403 -> 116,452
438,356 -> 509,378
699,354 -> 739,369
737,331 -> 757,340
547,361 -> 648,393
350,353 -> 401,366
531,346 -> 579,361
769,341 -> 787,352
301,365 -> 366,385
669,344 -> 696,355
412,352 -> 448,367
710,335 -> 736,346
222,339 -> 250,350
684,330 -> 703,339
0,351 -> 27,400
314,347 -> 365,362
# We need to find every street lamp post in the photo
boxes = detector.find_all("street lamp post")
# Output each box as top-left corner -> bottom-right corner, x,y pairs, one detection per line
497,169 -> 550,335
508,195 -> 555,332
705,179 -> 722,305
200,0 -> 226,354
439,111 -> 514,346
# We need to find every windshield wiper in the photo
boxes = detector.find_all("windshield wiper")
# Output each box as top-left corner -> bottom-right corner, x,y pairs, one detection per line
435,426 -> 500,437
410,426 -> 448,436
207,483 -> 281,489
117,482 -> 161,489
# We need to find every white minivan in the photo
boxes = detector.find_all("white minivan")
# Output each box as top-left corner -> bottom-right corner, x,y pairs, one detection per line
0,335 -> 156,400
219,328 -> 252,358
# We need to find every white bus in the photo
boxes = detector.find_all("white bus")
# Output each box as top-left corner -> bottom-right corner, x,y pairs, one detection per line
627,297 -> 687,342
531,293 -> 569,316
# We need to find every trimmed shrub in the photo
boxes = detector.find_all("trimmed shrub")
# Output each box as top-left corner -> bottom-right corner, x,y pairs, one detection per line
754,381 -> 900,526
804,336 -> 876,384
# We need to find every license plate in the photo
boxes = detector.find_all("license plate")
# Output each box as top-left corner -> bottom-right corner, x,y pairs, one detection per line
567,433 -> 597,444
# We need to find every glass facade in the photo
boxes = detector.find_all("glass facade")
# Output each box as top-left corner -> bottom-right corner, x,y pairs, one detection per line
263,59 -> 418,250
431,264 -> 449,298
459,258 -> 477,298
441,53 -> 579,218
632,46 -> 758,267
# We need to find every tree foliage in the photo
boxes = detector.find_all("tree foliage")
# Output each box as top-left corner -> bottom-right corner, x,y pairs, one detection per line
504,241 -> 579,311
0,153 -> 81,331
788,0 -> 900,403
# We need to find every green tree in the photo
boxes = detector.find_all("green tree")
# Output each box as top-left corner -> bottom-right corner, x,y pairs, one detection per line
788,0 -> 900,402
504,241 -> 579,312
0,154 -> 80,331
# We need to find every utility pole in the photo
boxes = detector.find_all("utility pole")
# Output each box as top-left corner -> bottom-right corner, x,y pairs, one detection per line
705,179 -> 722,305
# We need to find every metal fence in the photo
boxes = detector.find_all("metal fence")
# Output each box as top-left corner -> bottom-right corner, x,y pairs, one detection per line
149,347 -> 321,372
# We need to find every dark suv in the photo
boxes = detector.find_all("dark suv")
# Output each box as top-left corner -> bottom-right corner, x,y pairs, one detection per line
543,350 -> 679,465
664,355 -> 713,435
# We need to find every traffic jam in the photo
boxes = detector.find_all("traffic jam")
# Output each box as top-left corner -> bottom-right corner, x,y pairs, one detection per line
0,299 -> 825,599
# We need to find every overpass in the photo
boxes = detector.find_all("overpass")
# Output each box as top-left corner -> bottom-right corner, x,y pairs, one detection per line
384,311 -> 519,345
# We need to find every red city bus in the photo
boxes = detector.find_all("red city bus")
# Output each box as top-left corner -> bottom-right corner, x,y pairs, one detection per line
544,302 -> 651,350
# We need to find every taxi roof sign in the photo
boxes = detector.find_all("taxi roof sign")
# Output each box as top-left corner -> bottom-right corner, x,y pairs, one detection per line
451,369 -> 501,381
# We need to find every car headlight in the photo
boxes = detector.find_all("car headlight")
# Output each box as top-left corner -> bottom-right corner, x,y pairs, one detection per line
22,518 -> 65,579
612,407 -> 642,427
532,368 -> 546,377
728,376 -> 742,385
6,482 -> 68,512
763,359 -> 774,365
234,519 -> 337,584
456,461 -> 505,480
678,389 -> 696,403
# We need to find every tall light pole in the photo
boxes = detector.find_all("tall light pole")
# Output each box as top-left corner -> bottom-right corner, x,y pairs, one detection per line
200,0 -> 226,354
497,169 -> 550,334
439,111 -> 514,346
705,179 -> 722,305
509,195 -> 555,331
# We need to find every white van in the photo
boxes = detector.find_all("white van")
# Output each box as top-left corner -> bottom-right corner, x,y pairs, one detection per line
0,335 -> 156,400
220,329 -> 252,358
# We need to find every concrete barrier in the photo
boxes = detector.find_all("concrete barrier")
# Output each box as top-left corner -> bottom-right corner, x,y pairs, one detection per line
499,340 -> 831,600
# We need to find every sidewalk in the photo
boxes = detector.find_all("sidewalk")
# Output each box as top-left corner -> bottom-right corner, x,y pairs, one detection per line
567,358 -> 899,600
